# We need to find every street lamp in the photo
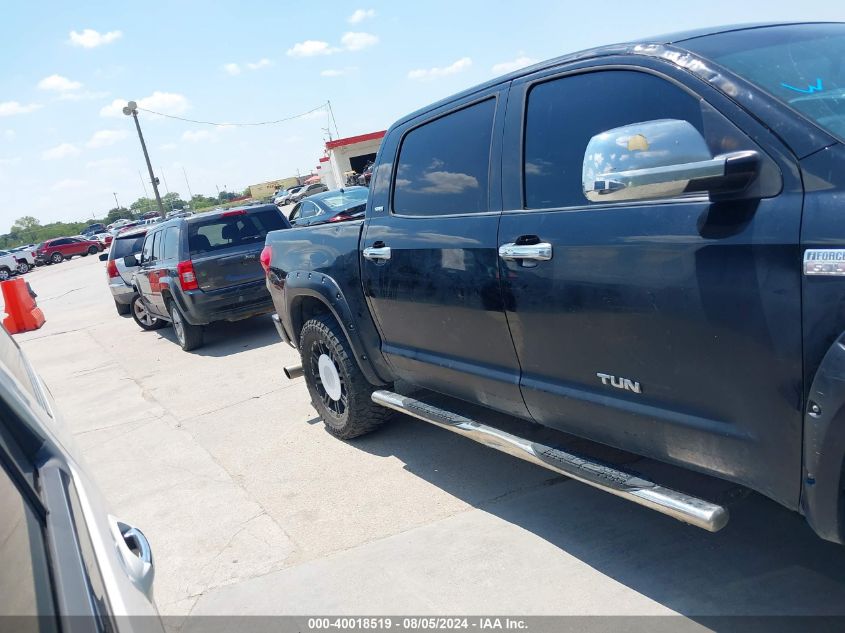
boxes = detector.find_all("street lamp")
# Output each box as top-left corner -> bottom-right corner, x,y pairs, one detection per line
123,101 -> 165,217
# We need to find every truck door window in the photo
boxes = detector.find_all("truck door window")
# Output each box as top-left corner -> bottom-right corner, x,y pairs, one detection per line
393,98 -> 495,216
523,70 -> 704,209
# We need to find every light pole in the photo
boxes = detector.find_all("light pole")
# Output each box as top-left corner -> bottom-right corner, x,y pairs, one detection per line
123,101 -> 165,217
113,192 -> 120,210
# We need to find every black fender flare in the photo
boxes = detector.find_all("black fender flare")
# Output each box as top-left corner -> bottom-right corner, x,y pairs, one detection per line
802,331 -> 845,544
283,270 -> 393,387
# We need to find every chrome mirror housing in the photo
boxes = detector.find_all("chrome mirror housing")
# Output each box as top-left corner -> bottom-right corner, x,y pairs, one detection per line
582,119 -> 759,203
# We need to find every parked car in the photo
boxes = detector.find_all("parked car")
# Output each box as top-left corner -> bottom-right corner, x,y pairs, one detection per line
35,237 -> 103,264
277,186 -> 306,206
263,23 -> 845,544
273,189 -> 293,206
287,187 -> 369,227
81,222 -> 107,236
0,249 -> 18,280
91,232 -> 114,249
102,227 -> 148,315
0,319 -> 162,627
108,219 -> 132,231
291,182 -> 329,203
126,204 -> 291,350
8,245 -> 36,273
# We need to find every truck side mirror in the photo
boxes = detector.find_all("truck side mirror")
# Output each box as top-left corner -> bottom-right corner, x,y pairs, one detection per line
582,119 -> 760,203
98,252 -> 109,262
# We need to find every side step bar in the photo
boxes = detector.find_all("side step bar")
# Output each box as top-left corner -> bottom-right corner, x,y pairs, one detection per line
371,390 -> 729,532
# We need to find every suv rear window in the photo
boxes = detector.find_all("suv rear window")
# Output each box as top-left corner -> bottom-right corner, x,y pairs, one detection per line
112,233 -> 146,259
188,209 -> 287,255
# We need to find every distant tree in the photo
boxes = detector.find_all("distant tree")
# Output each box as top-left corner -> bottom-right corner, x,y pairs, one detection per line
190,194 -> 218,209
10,216 -> 41,242
162,192 -> 187,210
104,207 -> 134,224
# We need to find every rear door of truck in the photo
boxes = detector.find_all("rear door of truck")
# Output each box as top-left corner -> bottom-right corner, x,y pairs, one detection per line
360,86 -> 531,420
188,208 -> 290,291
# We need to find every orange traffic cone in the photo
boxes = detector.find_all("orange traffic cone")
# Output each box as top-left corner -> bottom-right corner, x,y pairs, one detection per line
2,278 -> 45,334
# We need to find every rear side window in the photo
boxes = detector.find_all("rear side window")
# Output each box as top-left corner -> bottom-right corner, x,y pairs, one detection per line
393,98 -> 495,216
140,234 -> 154,264
162,227 -> 180,260
112,234 -> 145,259
188,209 -> 287,255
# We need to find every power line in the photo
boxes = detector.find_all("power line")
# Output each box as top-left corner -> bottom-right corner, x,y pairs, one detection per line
136,102 -> 329,127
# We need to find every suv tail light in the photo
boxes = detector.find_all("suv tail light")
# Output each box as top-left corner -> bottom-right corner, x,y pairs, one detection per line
260,245 -> 272,274
177,260 -> 199,291
106,259 -> 120,279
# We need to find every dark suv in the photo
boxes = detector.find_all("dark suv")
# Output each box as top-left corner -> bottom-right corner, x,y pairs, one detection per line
126,205 -> 291,350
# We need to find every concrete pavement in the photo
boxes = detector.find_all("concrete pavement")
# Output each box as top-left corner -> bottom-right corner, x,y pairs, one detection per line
7,255 -> 845,618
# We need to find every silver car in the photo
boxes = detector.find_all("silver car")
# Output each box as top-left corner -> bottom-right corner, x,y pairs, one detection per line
102,228 -> 147,315
0,325 -> 162,625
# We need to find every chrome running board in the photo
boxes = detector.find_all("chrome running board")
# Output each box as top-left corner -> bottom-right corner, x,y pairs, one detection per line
371,390 -> 729,532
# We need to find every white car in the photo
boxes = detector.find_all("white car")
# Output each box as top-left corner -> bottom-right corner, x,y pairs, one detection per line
0,250 -> 19,281
9,246 -> 36,273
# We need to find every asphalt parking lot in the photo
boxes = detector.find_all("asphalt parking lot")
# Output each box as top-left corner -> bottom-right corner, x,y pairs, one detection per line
6,254 -> 845,619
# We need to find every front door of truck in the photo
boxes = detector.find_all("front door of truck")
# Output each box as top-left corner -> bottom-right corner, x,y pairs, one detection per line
499,63 -> 804,506
362,89 -> 530,419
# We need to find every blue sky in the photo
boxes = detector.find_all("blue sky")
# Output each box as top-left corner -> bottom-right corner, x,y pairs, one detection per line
1,0 -> 842,230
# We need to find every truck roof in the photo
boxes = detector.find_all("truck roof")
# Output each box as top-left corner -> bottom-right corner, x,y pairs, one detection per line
392,21 -> 842,128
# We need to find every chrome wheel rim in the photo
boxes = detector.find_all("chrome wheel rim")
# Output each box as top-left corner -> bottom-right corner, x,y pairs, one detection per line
17,263 -> 28,274
133,298 -> 155,326
0,270 -> 8,281
51,254 -> 61,263
171,307 -> 185,344
310,342 -> 347,416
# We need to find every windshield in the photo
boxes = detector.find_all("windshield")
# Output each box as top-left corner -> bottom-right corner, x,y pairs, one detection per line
112,234 -> 146,258
687,24 -> 845,140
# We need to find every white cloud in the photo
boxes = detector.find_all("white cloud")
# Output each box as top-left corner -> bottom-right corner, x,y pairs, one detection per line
222,63 -> 241,76
341,31 -> 378,51
287,40 -> 338,57
51,178 -> 86,190
86,129 -> 127,148
68,29 -> 123,48
159,143 -> 178,151
0,101 -> 42,117
408,57 -> 472,81
246,58 -> 272,70
100,91 -> 189,118
348,9 -> 375,24
181,130 -> 214,143
492,54 -> 537,74
42,143 -> 81,160
38,74 -> 83,92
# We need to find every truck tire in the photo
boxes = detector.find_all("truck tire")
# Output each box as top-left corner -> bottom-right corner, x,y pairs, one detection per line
16,261 -> 30,274
131,293 -> 166,331
115,299 -> 130,316
300,315 -> 392,439
168,301 -> 203,351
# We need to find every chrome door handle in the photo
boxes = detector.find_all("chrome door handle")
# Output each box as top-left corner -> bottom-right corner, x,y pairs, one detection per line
498,242 -> 553,261
363,246 -> 391,261
109,515 -> 154,593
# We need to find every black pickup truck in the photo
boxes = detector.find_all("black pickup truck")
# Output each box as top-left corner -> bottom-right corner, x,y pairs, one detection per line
265,23 -> 845,543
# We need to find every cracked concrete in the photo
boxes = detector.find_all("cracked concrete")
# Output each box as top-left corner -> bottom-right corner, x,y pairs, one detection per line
10,255 -> 845,618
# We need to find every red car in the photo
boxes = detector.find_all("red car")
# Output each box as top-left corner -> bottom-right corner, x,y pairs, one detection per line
36,236 -> 103,264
